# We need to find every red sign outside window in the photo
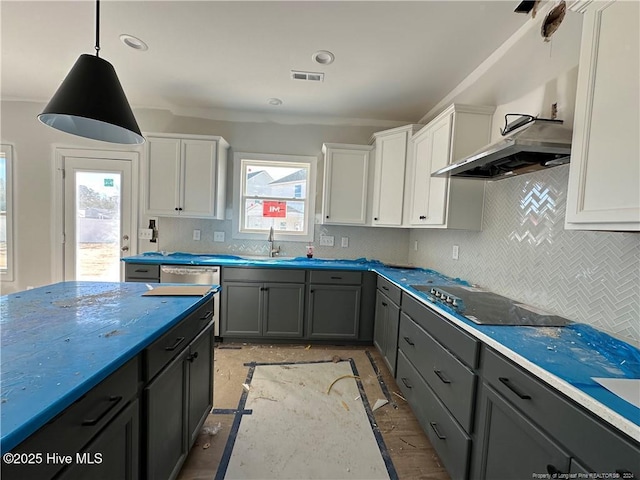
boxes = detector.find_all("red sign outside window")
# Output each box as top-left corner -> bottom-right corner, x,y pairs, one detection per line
263,201 -> 287,218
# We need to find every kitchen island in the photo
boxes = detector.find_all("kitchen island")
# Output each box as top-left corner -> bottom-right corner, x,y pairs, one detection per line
1,281 -> 218,480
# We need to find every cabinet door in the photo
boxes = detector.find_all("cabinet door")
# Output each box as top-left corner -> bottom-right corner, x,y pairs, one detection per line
307,285 -> 361,339
425,115 -> 452,225
187,324 -> 214,448
222,283 -> 262,336
373,290 -> 388,355
181,139 -> 219,218
322,145 -> 370,225
144,349 -> 189,480
384,300 -> 400,375
566,0 -> 640,231
57,399 -> 139,480
146,136 -> 181,215
474,384 -> 571,480
263,283 -> 305,337
372,131 -> 408,226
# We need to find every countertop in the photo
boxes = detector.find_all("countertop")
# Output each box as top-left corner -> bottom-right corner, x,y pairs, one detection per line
124,252 -> 640,441
0,281 -> 218,454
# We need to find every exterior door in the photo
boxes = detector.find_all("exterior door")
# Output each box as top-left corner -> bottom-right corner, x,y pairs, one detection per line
61,153 -> 135,281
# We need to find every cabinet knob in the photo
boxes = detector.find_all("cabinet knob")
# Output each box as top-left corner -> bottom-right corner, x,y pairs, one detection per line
374,217 -> 379,221
326,215 -> 329,219
419,215 -> 426,220
175,207 -> 179,211
187,352 -> 199,363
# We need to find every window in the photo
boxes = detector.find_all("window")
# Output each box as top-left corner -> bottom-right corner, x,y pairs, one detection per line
0,145 -> 14,281
233,152 -> 316,242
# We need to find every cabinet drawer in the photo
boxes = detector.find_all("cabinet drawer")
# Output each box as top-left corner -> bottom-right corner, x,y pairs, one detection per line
401,293 -> 479,368
125,263 -> 160,281
222,267 -> 305,283
308,270 -> 362,285
483,347 -> 640,475
399,313 -> 476,432
397,351 -> 471,480
4,357 -> 139,480
376,276 -> 401,304
144,300 -> 213,381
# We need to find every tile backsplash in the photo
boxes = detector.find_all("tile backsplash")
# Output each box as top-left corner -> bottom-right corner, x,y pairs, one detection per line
155,217 -> 410,265
409,165 -> 640,346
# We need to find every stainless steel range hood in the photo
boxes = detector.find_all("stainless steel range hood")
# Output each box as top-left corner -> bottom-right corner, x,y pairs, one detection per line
432,117 -> 573,180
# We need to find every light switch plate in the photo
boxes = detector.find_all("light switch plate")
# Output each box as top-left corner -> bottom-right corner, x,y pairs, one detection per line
193,229 -> 201,241
139,228 -> 153,240
319,235 -> 334,246
214,231 -> 225,242
341,237 -> 349,248
452,245 -> 459,260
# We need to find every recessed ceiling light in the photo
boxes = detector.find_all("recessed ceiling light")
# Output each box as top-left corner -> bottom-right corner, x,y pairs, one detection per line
268,98 -> 283,106
312,50 -> 335,65
120,34 -> 148,51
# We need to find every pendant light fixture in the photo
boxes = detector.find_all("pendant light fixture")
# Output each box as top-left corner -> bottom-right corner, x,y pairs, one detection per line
38,0 -> 144,144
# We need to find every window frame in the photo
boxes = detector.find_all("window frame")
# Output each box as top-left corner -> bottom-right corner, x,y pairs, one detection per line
0,144 -> 15,282
232,152 -> 317,242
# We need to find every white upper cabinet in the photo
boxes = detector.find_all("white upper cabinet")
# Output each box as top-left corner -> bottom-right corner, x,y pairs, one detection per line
406,104 -> 494,230
144,134 -> 229,219
321,143 -> 373,225
565,0 -> 640,231
370,125 -> 423,226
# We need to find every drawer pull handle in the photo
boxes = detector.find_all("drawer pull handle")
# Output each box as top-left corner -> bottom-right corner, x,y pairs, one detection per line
433,369 -> 451,384
429,422 -> 446,440
381,286 -> 389,291
165,336 -> 185,351
499,377 -> 531,400
330,276 -> 343,280
82,396 -> 122,426
403,336 -> 415,346
187,352 -> 199,363
401,377 -> 413,389
134,269 -> 149,273
200,311 -> 213,320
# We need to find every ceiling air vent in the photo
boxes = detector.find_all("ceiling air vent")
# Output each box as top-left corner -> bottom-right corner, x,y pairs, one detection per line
290,70 -> 324,82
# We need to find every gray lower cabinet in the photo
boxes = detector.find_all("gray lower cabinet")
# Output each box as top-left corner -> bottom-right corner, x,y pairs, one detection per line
57,399 -> 140,480
222,282 -> 305,338
1,358 -> 140,480
474,383 -> 571,479
307,270 -> 362,339
373,289 -> 400,375
144,322 -> 214,480
221,268 -> 305,339
472,347 -> 640,479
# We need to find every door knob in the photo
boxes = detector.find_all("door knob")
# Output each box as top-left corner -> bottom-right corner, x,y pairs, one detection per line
121,246 -> 129,252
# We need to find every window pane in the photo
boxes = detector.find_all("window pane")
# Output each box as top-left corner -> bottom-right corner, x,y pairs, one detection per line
245,164 -> 308,198
244,199 -> 306,233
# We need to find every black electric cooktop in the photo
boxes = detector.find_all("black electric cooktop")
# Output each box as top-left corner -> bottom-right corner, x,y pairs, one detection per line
413,285 -> 572,327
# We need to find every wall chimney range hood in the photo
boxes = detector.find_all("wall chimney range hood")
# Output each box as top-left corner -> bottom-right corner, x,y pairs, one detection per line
432,115 -> 572,180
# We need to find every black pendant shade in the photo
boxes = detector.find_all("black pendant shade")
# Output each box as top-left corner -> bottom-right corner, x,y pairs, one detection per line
38,54 -> 144,144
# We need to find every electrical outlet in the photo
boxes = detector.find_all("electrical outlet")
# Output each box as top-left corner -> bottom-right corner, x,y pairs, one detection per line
319,235 -> 334,246
138,228 -> 153,240
341,237 -> 349,248
452,245 -> 459,260
193,229 -> 201,241
214,231 -> 225,242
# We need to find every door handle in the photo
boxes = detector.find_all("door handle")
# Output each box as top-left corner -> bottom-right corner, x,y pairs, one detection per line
401,377 -> 413,389
433,369 -> 451,384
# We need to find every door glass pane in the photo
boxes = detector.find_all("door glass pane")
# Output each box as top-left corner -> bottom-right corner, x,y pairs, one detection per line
75,172 -> 121,281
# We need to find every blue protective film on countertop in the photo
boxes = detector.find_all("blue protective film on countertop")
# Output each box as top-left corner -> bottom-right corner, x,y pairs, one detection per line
0,281 -> 216,453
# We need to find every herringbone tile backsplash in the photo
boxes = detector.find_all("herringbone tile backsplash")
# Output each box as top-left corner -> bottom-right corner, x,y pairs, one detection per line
409,165 -> 640,345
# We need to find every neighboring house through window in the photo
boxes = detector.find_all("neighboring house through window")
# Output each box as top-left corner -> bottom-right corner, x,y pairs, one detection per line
0,145 -> 14,282
233,152 -> 316,242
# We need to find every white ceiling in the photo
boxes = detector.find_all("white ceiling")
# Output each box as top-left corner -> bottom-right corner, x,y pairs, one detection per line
1,1 -> 530,124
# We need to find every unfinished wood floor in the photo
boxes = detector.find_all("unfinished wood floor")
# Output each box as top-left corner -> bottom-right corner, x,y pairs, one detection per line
177,343 -> 450,480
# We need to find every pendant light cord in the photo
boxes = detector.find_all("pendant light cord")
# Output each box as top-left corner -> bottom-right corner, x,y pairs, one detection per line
94,0 -> 100,57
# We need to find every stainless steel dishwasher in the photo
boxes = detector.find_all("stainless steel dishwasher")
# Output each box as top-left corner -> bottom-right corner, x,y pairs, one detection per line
160,265 -> 221,336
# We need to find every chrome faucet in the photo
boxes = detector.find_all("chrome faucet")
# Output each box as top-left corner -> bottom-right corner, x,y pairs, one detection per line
268,226 -> 281,257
